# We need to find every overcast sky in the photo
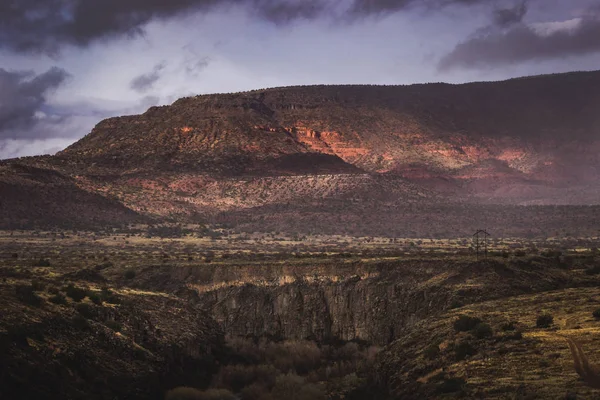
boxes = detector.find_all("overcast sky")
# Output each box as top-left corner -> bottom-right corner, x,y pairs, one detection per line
1,0 -> 600,159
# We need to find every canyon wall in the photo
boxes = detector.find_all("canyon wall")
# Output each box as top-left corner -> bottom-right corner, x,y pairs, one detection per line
136,257 -> 581,346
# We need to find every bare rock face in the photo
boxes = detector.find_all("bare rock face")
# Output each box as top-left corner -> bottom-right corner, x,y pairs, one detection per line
135,258 -> 583,346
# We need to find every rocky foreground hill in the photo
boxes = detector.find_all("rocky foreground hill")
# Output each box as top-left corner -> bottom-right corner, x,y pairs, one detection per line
2,70 -> 600,235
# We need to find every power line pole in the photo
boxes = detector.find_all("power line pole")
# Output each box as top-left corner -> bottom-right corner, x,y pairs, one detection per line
473,230 -> 491,260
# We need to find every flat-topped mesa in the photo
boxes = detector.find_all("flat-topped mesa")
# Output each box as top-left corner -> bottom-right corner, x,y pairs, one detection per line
5,70 -> 600,229
59,70 -> 600,181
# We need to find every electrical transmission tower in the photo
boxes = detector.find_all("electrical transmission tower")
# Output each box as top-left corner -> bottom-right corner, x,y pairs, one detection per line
473,229 -> 491,260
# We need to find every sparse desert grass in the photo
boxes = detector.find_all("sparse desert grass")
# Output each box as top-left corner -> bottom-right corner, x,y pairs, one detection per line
381,286 -> 600,399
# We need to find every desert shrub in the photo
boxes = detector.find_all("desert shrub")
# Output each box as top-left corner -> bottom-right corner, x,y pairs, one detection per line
423,344 -> 440,360
454,315 -> 482,332
501,321 -> 517,331
474,323 -> 493,339
88,292 -> 103,305
31,279 -> 45,291
585,265 -> 600,275
124,269 -> 136,280
165,387 -> 235,400
454,341 -> 477,361
76,303 -> 94,318
64,284 -> 87,302
15,284 -> 43,307
34,258 -> 51,267
539,359 -> 550,368
449,300 -> 464,309
505,330 -> 523,340
100,287 -> 121,304
49,293 -> 67,305
593,309 -> 600,320
47,286 -> 60,295
536,314 -> 554,328
271,373 -> 326,400
72,314 -> 90,330
105,320 -> 122,332
437,377 -> 466,394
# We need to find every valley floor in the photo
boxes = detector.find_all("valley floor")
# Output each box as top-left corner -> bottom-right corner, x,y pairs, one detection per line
1,231 -> 599,399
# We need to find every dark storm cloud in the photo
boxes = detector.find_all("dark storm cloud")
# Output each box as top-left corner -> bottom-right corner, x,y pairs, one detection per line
347,0 -> 490,16
0,67 -> 70,138
493,1 -> 527,27
0,0 -> 328,54
439,13 -> 600,70
130,62 -> 166,93
0,0 -> 498,54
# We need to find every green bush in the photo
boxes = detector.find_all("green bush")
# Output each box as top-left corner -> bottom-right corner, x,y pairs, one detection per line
454,341 -> 477,361
536,314 -> 554,328
65,284 -> 87,302
474,323 -> 493,339
15,284 -> 43,307
454,315 -> 482,332
49,293 -> 67,305
423,344 -> 440,360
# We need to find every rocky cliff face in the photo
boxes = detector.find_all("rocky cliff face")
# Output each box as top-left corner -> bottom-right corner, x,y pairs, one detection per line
134,257 -> 585,346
